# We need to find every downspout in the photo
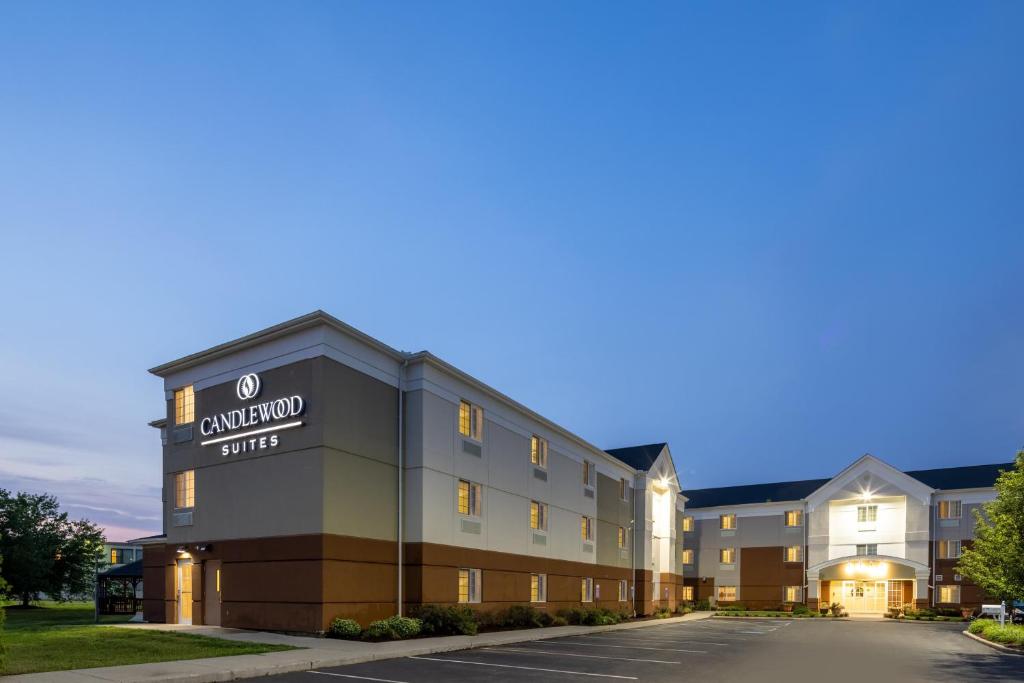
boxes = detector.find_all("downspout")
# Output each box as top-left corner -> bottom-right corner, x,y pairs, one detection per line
803,501 -> 807,605
631,473 -> 639,617
397,359 -> 408,616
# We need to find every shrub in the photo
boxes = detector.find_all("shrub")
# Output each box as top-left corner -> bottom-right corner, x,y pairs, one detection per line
791,603 -> 811,616
675,604 -> 693,615
654,606 -> 671,619
326,618 -> 362,639
479,605 -> 552,631
363,615 -> 422,641
828,602 -> 847,618
558,607 -> 624,626
551,616 -> 568,627
410,605 -> 478,636
694,598 -> 711,611
718,603 -> 746,611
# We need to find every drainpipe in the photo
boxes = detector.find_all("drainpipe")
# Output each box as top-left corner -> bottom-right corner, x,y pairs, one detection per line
803,501 -> 808,604
397,359 -> 408,616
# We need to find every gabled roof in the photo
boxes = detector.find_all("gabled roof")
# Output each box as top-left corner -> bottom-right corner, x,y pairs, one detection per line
683,461 -> 1014,509
99,559 -> 143,578
605,443 -> 668,471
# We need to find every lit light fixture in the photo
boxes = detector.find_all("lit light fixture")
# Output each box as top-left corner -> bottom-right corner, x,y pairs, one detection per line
176,545 -> 187,554
860,487 -> 874,502
843,560 -> 889,579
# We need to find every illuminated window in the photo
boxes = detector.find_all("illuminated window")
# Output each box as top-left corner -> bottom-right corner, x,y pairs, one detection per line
938,540 -> 962,559
458,568 -> 481,603
583,460 -> 595,488
531,436 -> 548,468
617,526 -> 627,548
457,480 -> 481,517
856,544 -> 877,556
458,400 -> 484,441
720,547 -> 735,564
530,573 -> 546,602
681,585 -> 694,601
530,501 -> 547,530
619,478 -> 629,500
216,569 -> 221,593
110,549 -> 119,564
938,500 -> 962,519
174,385 -> 194,425
717,585 -> 737,602
857,505 -> 878,526
682,516 -> 694,532
618,579 -> 628,601
785,510 -> 802,527
581,577 -> 594,603
784,545 -> 802,562
175,470 -> 195,509
682,548 -> 694,565
784,585 -> 802,603
938,585 -> 960,604
720,514 -> 736,530
581,516 -> 594,542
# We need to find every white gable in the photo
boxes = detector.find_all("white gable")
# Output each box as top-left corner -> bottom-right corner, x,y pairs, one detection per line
805,454 -> 934,511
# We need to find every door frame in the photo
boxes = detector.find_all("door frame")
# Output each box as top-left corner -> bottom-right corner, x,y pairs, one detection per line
176,558 -> 193,625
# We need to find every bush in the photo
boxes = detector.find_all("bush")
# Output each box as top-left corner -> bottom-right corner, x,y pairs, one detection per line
551,616 -> 568,627
654,606 -> 671,619
791,603 -> 811,616
718,602 -> 746,611
557,607 -> 624,626
675,603 -> 693,615
969,619 -> 1024,646
828,602 -> 847,618
694,598 -> 711,611
409,605 -> 478,636
363,616 -> 422,641
326,618 -> 362,639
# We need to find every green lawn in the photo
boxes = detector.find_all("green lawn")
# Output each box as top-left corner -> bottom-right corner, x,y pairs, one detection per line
1,601 -> 298,676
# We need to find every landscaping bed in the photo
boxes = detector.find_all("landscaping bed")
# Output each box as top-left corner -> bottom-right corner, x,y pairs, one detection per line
714,603 -> 843,618
967,619 -> 1024,648
0,601 -> 297,675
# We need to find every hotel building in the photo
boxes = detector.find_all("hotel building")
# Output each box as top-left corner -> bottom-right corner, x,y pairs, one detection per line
142,311 -> 686,632
681,456 -> 1010,615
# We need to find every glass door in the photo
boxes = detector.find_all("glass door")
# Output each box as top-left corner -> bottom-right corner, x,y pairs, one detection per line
177,559 -> 193,625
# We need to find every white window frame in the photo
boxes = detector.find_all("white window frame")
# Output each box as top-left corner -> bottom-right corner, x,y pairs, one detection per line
530,500 -> 547,531
458,567 -> 481,603
457,479 -> 482,517
938,539 -> 962,559
581,515 -> 594,542
681,585 -> 694,601
938,584 -> 961,604
717,585 -> 737,602
583,460 -> 595,489
784,585 -> 802,603
720,513 -> 736,530
617,526 -> 627,549
619,478 -> 629,500
581,577 -> 594,603
784,545 -> 802,563
682,548 -> 694,565
855,544 -> 878,556
720,547 -> 736,565
682,515 -> 694,532
618,579 -> 628,602
530,573 -> 547,603
857,505 -> 878,530
784,510 -> 802,527
458,400 -> 484,441
938,500 -> 962,520
531,435 -> 548,469
174,470 -> 195,510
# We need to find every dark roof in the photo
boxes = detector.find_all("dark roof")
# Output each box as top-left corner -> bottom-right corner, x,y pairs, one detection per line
904,462 -> 1013,490
683,462 -> 1014,509
604,443 -> 667,471
99,559 -> 143,578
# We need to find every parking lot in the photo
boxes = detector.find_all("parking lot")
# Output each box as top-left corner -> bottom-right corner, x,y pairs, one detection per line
251,617 -> 1021,683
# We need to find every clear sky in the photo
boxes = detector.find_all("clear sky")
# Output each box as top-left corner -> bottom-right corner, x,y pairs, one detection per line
1,2 -> 1021,541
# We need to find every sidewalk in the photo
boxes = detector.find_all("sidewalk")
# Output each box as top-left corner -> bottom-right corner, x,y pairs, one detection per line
8,611 -> 713,682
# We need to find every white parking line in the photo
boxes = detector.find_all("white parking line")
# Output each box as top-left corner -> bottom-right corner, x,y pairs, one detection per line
540,640 -> 708,654
578,634 -> 732,646
307,672 -> 409,683
487,646 -> 681,664
408,656 -> 638,679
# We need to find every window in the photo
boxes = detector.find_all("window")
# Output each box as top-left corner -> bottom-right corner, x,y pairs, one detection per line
681,585 -> 694,601
785,510 -> 802,527
682,548 -> 694,565
174,470 -> 195,509
855,544 -> 878,556
583,460 -> 595,488
530,501 -> 547,530
530,573 -> 546,603
938,540 -> 962,559
938,500 -> 962,519
619,478 -> 629,500
720,547 -> 736,564
531,435 -> 548,468
857,505 -> 878,529
617,526 -> 627,548
110,548 -> 119,564
784,585 -> 802,603
618,579 -> 628,601
458,400 -> 484,441
458,568 -> 481,603
682,516 -> 694,532
581,516 -> 594,542
720,514 -> 736,530
784,545 -> 802,563
174,385 -> 194,425
938,585 -> 961,604
581,577 -> 594,602
717,585 -> 737,602
457,480 -> 481,517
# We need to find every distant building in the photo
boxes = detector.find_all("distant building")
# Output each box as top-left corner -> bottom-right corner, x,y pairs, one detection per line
103,542 -> 143,567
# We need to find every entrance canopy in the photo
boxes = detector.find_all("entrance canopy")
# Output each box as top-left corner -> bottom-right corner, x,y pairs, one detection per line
813,555 -> 923,582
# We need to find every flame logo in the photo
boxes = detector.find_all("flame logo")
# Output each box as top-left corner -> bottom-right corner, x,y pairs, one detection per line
236,373 -> 261,401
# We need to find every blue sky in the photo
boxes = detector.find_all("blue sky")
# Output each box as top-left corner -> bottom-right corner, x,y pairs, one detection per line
0,2 -> 1021,540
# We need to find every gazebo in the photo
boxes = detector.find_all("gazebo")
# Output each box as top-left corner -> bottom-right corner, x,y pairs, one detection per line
97,559 -> 143,615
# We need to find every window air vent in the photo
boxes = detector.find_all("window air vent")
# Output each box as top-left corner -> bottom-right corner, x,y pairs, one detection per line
954,574 -> 962,582
533,468 -> 548,481
584,488 -> 595,499
462,440 -> 482,457
172,511 -> 193,527
172,425 -> 193,444
460,519 -> 482,535
935,574 -> 943,582
582,543 -> 594,553
532,533 -> 547,546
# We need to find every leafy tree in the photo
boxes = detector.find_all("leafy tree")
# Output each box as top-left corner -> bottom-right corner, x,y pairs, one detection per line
0,490 -> 104,606
957,450 -> 1024,603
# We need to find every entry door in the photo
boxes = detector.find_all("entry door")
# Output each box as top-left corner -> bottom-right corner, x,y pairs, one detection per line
204,561 -> 222,626
177,559 -> 193,625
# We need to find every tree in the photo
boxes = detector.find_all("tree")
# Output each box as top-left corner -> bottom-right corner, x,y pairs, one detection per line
0,490 -> 104,606
957,450 -> 1024,603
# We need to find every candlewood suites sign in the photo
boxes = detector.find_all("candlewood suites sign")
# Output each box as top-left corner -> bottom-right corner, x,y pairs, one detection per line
198,373 -> 306,456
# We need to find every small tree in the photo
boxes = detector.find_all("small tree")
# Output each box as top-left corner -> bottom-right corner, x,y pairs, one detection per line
957,450 -> 1024,603
0,490 -> 104,606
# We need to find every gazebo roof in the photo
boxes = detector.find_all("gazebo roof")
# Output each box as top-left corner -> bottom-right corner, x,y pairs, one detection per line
99,558 -> 143,578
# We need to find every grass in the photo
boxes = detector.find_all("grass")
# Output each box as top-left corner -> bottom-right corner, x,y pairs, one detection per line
0,601 -> 298,676
968,618 -> 1024,647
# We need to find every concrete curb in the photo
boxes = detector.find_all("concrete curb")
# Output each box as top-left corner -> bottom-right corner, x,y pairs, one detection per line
5,612 -> 715,682
962,629 -> 1024,656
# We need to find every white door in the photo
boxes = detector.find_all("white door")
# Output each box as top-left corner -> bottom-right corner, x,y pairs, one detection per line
177,559 -> 193,625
